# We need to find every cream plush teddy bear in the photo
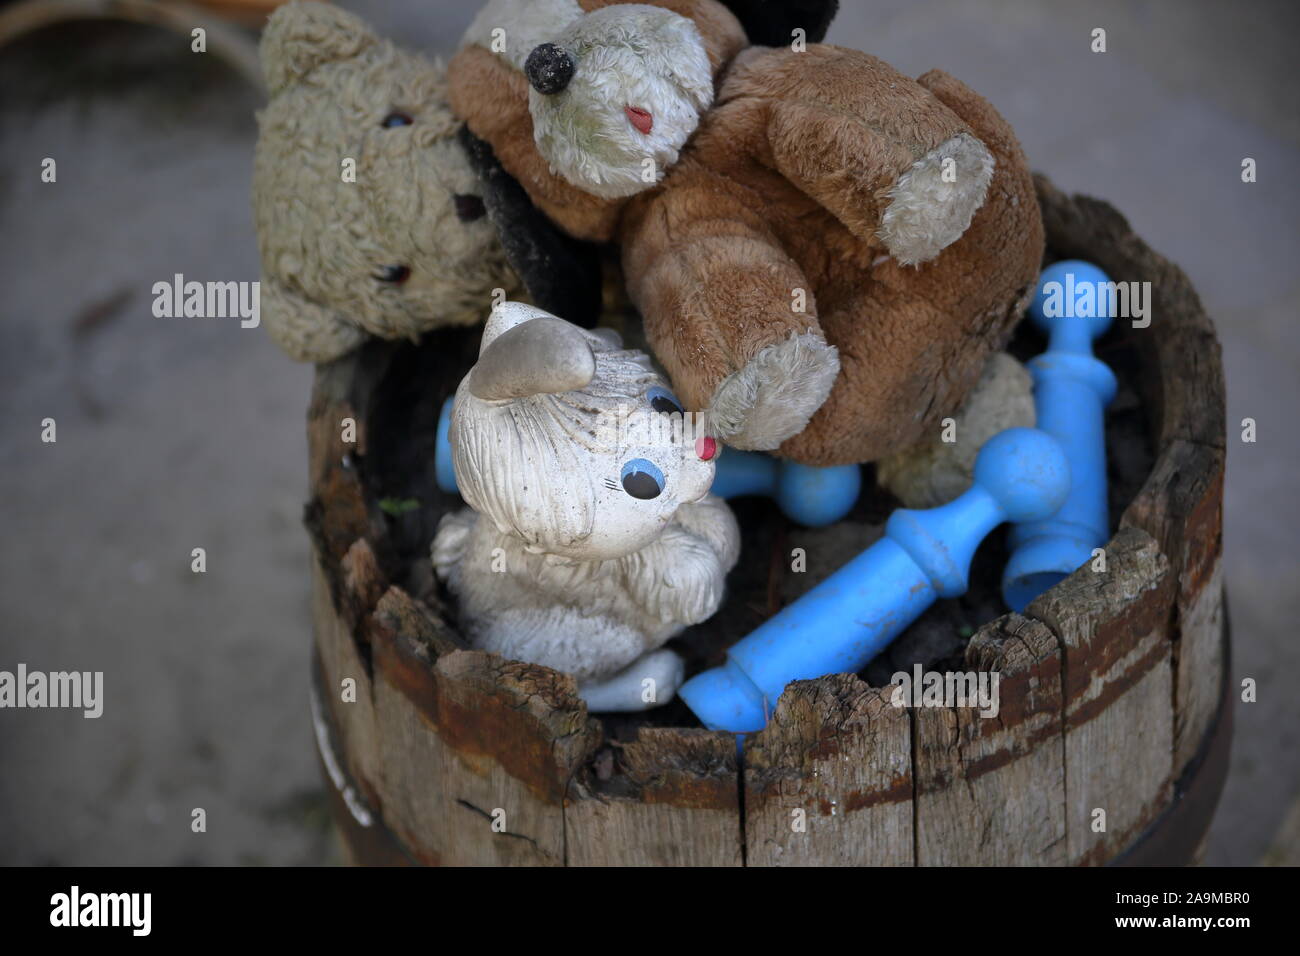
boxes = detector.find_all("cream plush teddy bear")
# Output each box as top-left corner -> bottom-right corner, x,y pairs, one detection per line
252,1 -> 601,362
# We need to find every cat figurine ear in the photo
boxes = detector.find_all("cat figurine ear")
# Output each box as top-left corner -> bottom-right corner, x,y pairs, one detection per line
468,303 -> 596,401
457,126 -> 602,329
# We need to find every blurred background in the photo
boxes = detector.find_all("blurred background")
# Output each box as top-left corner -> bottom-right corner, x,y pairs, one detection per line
0,0 -> 1296,865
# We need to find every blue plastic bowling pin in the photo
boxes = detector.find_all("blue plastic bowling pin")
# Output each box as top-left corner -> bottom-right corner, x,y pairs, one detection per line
1002,261 -> 1118,611
680,428 -> 1070,732
435,396 -> 458,495
708,450 -> 860,527
434,398 -> 861,526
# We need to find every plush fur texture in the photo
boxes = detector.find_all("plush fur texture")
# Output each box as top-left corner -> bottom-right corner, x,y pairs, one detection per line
434,302 -> 740,710
629,46 -> 1045,465
529,5 -> 716,199
450,2 -> 1044,465
878,132 -> 995,266
457,125 -> 604,326
449,0 -> 749,242
708,331 -> 839,450
462,0 -> 586,67
876,351 -> 1036,508
253,1 -> 517,362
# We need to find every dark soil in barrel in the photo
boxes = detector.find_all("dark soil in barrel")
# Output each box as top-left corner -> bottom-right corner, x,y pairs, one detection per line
347,254 -> 1155,739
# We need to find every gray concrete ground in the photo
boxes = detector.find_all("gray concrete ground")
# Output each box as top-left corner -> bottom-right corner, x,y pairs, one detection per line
0,0 -> 1296,866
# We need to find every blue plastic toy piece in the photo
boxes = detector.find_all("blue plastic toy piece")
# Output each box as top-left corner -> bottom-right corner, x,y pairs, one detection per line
709,450 -> 861,527
435,397 -> 458,495
434,397 -> 861,526
1001,260 -> 1119,612
680,428 -> 1071,732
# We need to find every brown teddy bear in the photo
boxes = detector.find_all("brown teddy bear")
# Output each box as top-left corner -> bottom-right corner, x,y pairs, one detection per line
449,0 -> 1044,466
253,1 -> 601,362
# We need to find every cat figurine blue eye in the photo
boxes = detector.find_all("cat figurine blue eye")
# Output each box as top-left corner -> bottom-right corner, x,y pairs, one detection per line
620,458 -> 664,499
646,385 -> 684,416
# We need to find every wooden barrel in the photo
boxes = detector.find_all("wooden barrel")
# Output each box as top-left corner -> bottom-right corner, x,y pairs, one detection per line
305,176 -> 1229,866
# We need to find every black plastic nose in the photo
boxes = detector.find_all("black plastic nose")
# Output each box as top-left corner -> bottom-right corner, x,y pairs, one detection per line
524,43 -> 575,94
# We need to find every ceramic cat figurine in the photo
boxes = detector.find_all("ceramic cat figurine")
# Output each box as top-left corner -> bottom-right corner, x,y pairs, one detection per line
433,302 -> 740,711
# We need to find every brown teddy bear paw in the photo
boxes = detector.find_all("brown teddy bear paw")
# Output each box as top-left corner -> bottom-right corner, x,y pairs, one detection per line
877,132 -> 994,266
706,332 -> 839,451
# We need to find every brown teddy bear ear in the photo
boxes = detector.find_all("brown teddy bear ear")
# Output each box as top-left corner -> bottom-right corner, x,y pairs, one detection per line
260,276 -> 368,363
260,0 -> 377,96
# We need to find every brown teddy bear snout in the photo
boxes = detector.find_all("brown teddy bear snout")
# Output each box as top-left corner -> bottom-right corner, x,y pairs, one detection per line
524,43 -> 574,95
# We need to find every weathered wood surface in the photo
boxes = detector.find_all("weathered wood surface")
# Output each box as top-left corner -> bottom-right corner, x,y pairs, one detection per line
1025,527 -> 1174,865
913,614 -> 1066,866
1173,558 -> 1225,772
306,178 -> 1228,866
744,678 -> 913,866
565,729 -> 742,866
312,547 -> 384,813
368,583 -> 601,866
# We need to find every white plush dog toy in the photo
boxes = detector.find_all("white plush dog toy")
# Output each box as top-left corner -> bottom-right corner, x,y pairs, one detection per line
432,302 -> 740,711
461,0 -> 716,200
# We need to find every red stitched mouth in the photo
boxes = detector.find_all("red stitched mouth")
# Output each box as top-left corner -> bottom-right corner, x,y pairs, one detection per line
625,106 -> 653,134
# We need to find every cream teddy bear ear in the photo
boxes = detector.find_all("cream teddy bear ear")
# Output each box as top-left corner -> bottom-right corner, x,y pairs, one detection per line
260,1 -> 378,96
260,276 -> 367,363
